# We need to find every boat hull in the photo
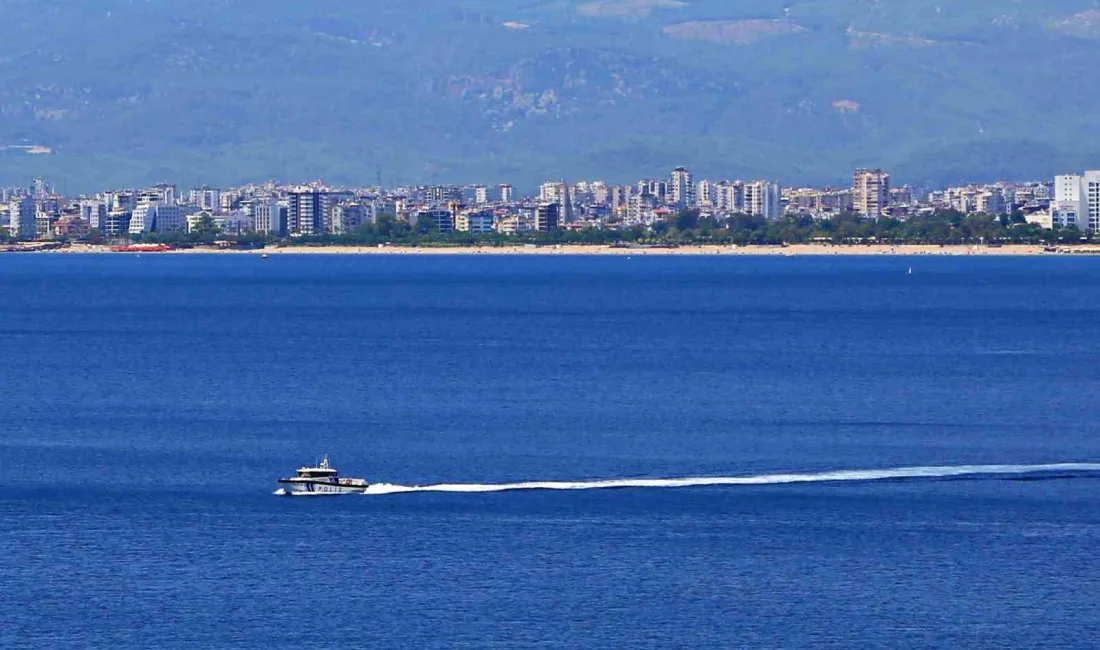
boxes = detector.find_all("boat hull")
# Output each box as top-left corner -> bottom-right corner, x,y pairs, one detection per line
276,479 -> 369,496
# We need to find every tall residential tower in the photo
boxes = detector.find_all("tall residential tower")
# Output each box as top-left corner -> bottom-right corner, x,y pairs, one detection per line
852,169 -> 891,217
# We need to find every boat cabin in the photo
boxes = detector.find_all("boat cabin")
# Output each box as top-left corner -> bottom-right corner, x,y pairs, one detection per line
295,456 -> 338,479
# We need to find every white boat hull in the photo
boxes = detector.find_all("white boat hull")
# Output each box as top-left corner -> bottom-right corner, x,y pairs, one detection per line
277,480 -> 369,496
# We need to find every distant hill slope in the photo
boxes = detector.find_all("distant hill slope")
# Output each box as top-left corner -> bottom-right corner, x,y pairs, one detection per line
1,0 -> 1098,190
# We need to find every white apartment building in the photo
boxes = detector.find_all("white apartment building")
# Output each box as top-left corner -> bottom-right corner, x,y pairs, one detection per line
129,202 -> 183,234
252,200 -> 286,235
716,181 -> 744,212
495,212 -> 534,234
670,167 -> 695,208
744,181 -> 782,219
78,200 -> 108,230
539,182 -> 564,203
1085,171 -> 1100,233
695,180 -> 715,208
852,169 -> 890,217
1055,175 -> 1083,206
1048,175 -> 1084,230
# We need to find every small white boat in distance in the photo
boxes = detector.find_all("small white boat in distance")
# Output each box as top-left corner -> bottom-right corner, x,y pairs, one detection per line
276,456 -> 370,496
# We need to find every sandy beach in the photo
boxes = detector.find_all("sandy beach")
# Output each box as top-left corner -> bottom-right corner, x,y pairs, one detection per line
32,243 -> 1100,256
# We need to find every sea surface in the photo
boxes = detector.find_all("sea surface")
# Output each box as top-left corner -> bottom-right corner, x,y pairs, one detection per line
2,254 -> 1099,649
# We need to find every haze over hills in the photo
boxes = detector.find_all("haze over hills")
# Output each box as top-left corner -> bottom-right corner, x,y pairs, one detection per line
1,0 -> 1099,191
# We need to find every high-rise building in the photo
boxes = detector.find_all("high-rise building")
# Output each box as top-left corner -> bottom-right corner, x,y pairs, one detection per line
128,202 -> 183,234
744,181 -> 782,219
287,190 -> 330,235
696,180 -> 715,208
539,182 -> 564,203
474,186 -> 489,205
536,202 -> 560,232
153,204 -> 183,233
561,180 -> 574,224
852,169 -> 890,217
716,181 -> 744,212
610,185 -> 630,214
78,200 -> 108,230
1084,171 -> 1100,233
252,200 -> 287,235
103,210 -> 132,238
7,196 -> 36,239
1055,175 -> 1083,205
976,189 -> 1006,215
670,167 -> 695,208
36,209 -> 56,239
499,184 -> 514,203
330,202 -> 370,234
1053,175 -> 1084,229
190,186 -> 222,212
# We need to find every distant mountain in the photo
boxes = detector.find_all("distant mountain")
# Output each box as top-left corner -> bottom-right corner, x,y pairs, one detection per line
1,0 -> 1099,190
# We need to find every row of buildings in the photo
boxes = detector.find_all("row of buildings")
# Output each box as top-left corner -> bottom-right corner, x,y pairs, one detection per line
0,167 -> 1094,241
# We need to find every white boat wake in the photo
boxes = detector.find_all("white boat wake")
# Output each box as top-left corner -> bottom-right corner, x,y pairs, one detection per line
360,463 -> 1100,496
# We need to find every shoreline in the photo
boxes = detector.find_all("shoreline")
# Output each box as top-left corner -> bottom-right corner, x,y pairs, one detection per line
17,243 -> 1100,256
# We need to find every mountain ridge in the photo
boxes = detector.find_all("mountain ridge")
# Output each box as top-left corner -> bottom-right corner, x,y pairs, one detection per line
0,0 -> 1097,191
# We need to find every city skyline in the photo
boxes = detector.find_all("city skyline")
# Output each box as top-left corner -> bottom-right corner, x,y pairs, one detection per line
2,163 -> 1096,242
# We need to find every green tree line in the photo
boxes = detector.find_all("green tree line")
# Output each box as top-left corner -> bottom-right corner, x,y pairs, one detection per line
54,209 -> 1088,248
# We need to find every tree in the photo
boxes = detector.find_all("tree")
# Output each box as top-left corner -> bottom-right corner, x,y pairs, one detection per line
191,214 -> 220,238
85,228 -> 105,245
671,208 -> 700,232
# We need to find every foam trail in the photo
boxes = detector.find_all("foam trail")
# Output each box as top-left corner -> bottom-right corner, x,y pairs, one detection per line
362,463 -> 1100,496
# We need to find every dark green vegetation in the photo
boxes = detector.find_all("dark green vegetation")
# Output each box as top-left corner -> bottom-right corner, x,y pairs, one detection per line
128,211 -> 1085,248
1,0 -> 1099,190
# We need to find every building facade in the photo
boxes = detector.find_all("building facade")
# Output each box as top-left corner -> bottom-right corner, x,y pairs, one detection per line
128,202 -> 183,234
456,210 -> 495,233
536,203 -> 560,232
744,181 -> 782,219
287,190 -> 330,235
7,196 -> 36,239
252,200 -> 286,235
670,167 -> 695,208
416,209 -> 455,232
1085,171 -> 1100,233
852,169 -> 891,217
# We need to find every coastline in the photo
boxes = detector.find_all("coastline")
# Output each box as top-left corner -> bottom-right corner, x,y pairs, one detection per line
22,243 -> 1100,256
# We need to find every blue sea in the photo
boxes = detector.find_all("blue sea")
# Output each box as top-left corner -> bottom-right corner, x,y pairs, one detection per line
2,254 -> 1099,649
